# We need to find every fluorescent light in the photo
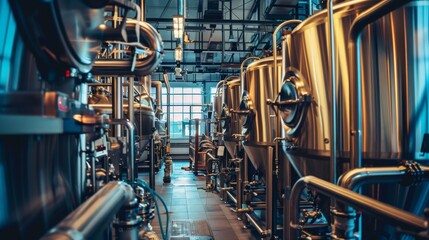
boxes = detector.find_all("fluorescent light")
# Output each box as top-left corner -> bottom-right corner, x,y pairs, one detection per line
173,16 -> 184,38
175,44 -> 183,62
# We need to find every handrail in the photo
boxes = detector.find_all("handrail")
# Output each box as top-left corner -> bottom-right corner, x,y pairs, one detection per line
289,176 -> 428,239
334,164 -> 429,238
339,165 -> 429,191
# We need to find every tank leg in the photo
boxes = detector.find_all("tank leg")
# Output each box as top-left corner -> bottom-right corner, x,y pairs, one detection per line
163,156 -> 172,183
266,146 -> 276,239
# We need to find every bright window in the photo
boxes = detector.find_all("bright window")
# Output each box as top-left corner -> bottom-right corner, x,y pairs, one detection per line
153,86 -> 203,138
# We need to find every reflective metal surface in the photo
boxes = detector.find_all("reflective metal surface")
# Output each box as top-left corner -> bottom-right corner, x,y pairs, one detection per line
282,0 -> 429,181
213,82 -> 224,121
221,77 -> 241,156
8,0 -> 104,74
239,56 -> 282,175
92,21 -> 163,76
289,176 -> 428,240
41,181 -> 135,240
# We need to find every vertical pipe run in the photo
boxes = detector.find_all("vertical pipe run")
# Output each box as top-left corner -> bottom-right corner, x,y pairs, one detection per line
327,0 -> 337,185
78,82 -> 89,202
308,0 -> 313,16
150,136 -> 155,190
283,140 -> 292,240
113,78 -> 123,137
140,0 -> 145,21
236,155 -> 243,218
163,71 -> 171,154
266,146 -> 275,238
91,142 -> 97,194
109,119 -> 135,183
128,77 -> 134,124
272,20 -> 302,240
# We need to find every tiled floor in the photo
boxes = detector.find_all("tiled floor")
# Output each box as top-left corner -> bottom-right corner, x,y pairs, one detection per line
140,161 -> 258,240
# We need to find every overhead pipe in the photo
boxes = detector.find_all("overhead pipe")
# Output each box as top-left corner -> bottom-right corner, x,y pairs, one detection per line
41,181 -> 135,240
333,165 -> 429,239
349,0 -> 412,170
214,75 -> 237,96
289,176 -> 428,239
92,21 -> 163,76
239,57 -> 260,96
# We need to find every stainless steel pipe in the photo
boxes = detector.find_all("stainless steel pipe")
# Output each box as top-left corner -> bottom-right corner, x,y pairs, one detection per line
239,57 -> 260,96
272,19 -> 302,240
163,70 -> 171,154
113,77 -> 124,137
245,213 -> 268,237
327,0 -> 337,185
334,165 -> 429,239
128,77 -> 134,124
151,81 -> 163,108
41,181 -> 135,240
289,176 -> 428,239
339,165 -> 429,191
109,119 -> 135,183
92,21 -> 163,76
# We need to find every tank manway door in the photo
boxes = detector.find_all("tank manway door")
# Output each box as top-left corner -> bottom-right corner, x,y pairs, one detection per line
278,75 -> 310,137
235,91 -> 254,132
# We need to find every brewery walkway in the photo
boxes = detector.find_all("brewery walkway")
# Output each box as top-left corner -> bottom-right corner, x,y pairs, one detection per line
141,161 -> 258,240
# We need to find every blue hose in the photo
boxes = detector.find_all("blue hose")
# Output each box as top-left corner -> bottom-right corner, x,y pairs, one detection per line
136,178 -> 170,240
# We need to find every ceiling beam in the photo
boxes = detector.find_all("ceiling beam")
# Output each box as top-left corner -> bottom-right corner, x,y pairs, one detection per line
146,18 -> 282,25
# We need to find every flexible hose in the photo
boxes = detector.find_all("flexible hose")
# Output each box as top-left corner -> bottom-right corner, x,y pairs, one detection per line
136,178 -> 170,240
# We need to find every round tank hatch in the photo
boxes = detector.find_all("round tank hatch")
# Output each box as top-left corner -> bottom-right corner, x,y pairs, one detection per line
238,91 -> 254,129
220,104 -> 230,130
279,72 -> 310,137
279,81 -> 299,126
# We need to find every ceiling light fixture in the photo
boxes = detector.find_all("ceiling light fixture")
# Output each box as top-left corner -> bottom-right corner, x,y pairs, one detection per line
173,15 -> 184,39
174,43 -> 183,62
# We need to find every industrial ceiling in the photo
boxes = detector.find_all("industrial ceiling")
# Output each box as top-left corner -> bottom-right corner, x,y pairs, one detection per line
146,0 -> 311,82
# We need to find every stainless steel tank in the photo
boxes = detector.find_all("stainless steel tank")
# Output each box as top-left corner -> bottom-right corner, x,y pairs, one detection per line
280,0 -> 429,180
221,77 -> 241,157
213,82 -> 224,121
211,81 -> 224,138
239,56 -> 282,178
280,0 -> 429,237
89,96 -> 155,148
